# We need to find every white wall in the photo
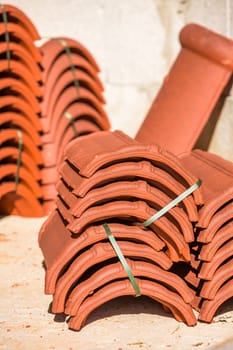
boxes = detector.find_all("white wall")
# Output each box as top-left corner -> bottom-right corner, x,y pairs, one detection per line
4,0 -> 233,159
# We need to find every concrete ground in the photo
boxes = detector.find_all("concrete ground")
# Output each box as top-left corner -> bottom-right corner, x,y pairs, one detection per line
1,215 -> 233,350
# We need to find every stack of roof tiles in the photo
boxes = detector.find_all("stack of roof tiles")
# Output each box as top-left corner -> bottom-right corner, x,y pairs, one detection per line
0,4 -> 44,216
39,130 -> 204,330
2,3 -> 233,330
0,4 -> 110,216
40,38 -> 110,214
38,23 -> 233,330
180,150 -> 233,323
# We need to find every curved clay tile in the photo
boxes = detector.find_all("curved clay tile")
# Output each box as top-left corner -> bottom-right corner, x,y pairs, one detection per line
64,102 -> 109,127
183,268 -> 200,290
0,60 -> 42,97
41,37 -> 99,77
51,240 -> 172,313
56,179 -> 76,206
42,112 -> 103,151
59,159 -> 198,222
69,180 -> 194,243
43,86 -> 108,134
0,22 -> 42,63
188,295 -> 201,312
198,279 -> 233,323
0,112 -> 41,146
180,23 -> 233,70
0,95 -> 42,132
200,259 -> 233,300
194,150 -> 233,227
1,4 -> 40,40
198,239 -> 233,280
0,182 -> 43,217
42,143 -> 65,168
38,211 -> 166,294
41,166 -> 58,185
197,204 -> 233,243
41,124 -> 100,170
0,128 -> 43,165
59,37 -> 100,70
56,195 -> 73,223
0,164 -> 42,198
0,42 -> 41,81
42,68 -> 105,115
42,50 -> 103,95
42,119 -> 102,166
65,259 -> 195,316
180,149 -> 233,228
198,189 -> 233,229
0,193 -> 34,217
135,24 -> 233,155
56,122 -> 102,165
41,183 -> 57,201
0,146 -> 41,181
67,200 -> 190,262
43,200 -> 56,215
0,22 -> 42,62
64,131 -> 203,205
199,222 -> 233,261
0,77 -> 41,113
42,102 -> 110,144
43,69 -> 104,114
68,278 -> 197,330
41,172 -> 58,197
58,118 -> 101,143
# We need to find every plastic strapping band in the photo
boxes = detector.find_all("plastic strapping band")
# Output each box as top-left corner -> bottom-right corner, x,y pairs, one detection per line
103,223 -> 141,297
64,111 -> 79,137
58,39 -> 80,97
143,179 -> 202,227
0,4 -> 11,70
15,129 -> 23,191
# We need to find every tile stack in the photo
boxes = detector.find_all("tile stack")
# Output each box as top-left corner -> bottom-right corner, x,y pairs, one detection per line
0,4 -> 44,216
180,150 -> 233,322
0,4 -> 111,216
40,38 -> 110,214
39,130 -> 204,330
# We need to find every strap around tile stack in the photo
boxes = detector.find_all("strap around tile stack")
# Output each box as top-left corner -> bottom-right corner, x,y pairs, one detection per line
39,130 -> 202,330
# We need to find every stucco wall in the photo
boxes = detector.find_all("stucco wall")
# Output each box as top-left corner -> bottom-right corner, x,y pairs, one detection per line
5,0 -> 233,158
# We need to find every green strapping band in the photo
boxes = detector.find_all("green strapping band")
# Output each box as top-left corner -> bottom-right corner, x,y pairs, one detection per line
103,223 -> 141,297
0,4 -> 11,70
58,39 -> 80,98
64,111 -> 79,137
15,129 -> 23,191
143,179 -> 202,227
